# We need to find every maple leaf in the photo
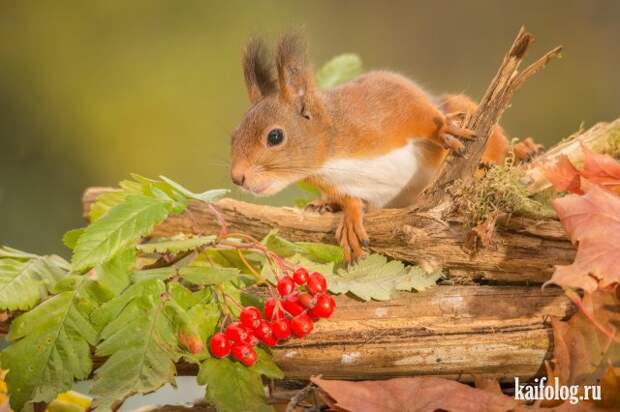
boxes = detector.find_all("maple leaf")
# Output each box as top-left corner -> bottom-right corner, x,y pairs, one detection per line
546,290 -> 620,407
545,185 -> 620,292
311,376 -> 517,412
544,154 -> 582,194
580,144 -> 620,194
543,143 -> 620,195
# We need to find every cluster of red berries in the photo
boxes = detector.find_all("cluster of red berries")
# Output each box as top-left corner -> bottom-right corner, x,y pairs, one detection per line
209,268 -> 335,366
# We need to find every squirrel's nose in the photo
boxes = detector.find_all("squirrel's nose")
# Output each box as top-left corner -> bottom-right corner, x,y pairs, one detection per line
231,170 -> 246,187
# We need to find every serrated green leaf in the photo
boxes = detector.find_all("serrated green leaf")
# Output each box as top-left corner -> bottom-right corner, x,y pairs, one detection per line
316,54 -> 363,89
327,254 -> 441,301
181,266 -> 243,286
89,191 -> 128,222
63,228 -> 85,250
72,194 -> 173,272
261,232 -> 343,264
159,176 -> 229,203
137,235 -> 216,254
296,242 -> 344,264
91,279 -> 178,410
90,248 -> 135,298
0,247 -> 70,311
2,277 -> 98,411
132,267 -> 177,283
198,358 -> 273,412
90,279 -> 163,331
250,347 -> 284,379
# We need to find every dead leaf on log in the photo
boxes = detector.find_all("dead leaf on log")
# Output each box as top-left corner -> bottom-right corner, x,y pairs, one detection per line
547,290 -> 620,407
544,154 -> 582,194
544,143 -> 620,196
545,186 -> 620,292
580,144 -> 620,194
311,376 -> 518,412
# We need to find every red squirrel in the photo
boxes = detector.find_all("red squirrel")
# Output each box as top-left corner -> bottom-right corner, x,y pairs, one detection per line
230,34 -> 518,262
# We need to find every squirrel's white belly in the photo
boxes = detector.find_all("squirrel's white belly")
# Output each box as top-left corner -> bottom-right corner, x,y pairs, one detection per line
317,140 -> 420,207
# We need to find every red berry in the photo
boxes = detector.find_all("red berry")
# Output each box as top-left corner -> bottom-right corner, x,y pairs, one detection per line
263,298 -> 277,320
290,314 -> 314,338
271,319 -> 291,340
293,268 -> 309,285
297,292 -> 314,309
225,322 -> 251,344
307,272 -> 327,295
277,276 -> 295,296
282,294 -> 304,316
240,306 -> 263,329
309,293 -> 336,318
209,332 -> 231,358
231,343 -> 257,366
253,320 -> 274,342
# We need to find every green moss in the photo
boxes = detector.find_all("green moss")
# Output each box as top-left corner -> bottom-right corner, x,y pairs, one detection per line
451,152 -> 555,227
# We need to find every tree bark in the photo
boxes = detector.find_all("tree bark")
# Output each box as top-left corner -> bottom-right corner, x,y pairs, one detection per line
0,286 -> 569,380
83,189 -> 572,284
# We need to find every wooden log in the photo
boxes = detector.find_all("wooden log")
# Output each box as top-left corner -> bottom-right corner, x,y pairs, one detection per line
271,286 -> 572,381
0,286 -> 573,380
83,190 -> 573,284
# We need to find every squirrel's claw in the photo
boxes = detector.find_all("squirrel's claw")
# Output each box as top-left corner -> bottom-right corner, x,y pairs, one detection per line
514,137 -> 544,164
336,210 -> 369,263
304,199 -> 340,214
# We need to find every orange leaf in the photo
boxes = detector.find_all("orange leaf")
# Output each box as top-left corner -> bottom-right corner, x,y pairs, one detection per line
311,376 -> 517,412
544,154 -> 583,194
546,185 -> 620,292
580,143 -> 620,194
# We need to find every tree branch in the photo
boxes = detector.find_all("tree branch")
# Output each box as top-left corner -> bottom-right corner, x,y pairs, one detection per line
414,27 -> 562,210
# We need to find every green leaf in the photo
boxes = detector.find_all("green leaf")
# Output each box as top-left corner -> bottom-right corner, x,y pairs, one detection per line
327,254 -> 441,301
2,277 -> 98,411
159,176 -> 229,203
296,242 -> 344,264
316,54 -> 363,89
90,279 -> 178,410
181,266 -> 243,286
132,267 -> 177,283
72,194 -> 173,271
63,228 -> 85,250
0,247 -> 70,310
91,248 -> 135,297
250,347 -> 284,379
137,235 -> 216,254
198,358 -> 274,412
89,191 -> 127,222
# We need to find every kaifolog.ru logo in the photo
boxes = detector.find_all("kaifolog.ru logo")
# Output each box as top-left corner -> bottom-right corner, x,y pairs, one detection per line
515,377 -> 601,405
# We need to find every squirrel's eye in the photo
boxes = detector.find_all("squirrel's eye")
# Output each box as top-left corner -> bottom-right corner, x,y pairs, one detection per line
266,128 -> 285,147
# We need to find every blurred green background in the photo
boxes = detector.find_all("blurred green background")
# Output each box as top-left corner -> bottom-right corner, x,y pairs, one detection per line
1,1 -> 619,257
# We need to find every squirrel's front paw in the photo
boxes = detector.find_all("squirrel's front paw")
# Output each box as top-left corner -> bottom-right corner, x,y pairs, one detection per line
514,137 -> 544,163
336,211 -> 369,263
435,115 -> 477,154
304,199 -> 341,214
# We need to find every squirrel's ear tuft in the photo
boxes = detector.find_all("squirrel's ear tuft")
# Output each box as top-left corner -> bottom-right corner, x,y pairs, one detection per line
276,32 -> 321,118
242,38 -> 277,103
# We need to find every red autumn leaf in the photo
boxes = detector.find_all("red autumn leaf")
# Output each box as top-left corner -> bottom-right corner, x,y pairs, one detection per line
580,143 -> 620,194
179,333 -> 204,354
544,154 -> 583,194
545,185 -> 620,292
311,376 -> 518,412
